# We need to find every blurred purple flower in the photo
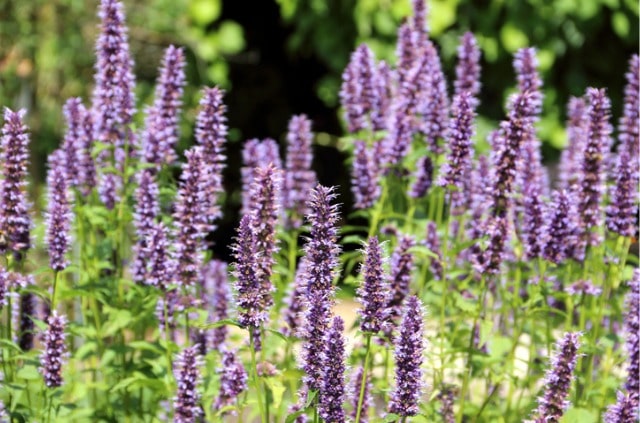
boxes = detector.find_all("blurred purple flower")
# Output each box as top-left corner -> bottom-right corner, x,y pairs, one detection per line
173,346 -> 203,423
340,44 -> 379,133
438,91 -> 475,190
624,270 -> 639,404
319,316 -> 347,423
61,98 -> 85,187
618,55 -> 639,173
131,169 -> 159,284
214,349 -> 248,413
565,280 -> 601,297
454,32 -> 481,109
409,156 -> 434,199
424,221 -> 443,279
606,145 -> 637,237
348,366 -> 371,423
543,190 -> 575,264
284,114 -> 316,228
202,260 -> 231,350
352,140 -> 381,209
240,138 -> 281,215
45,150 -> 73,272
514,47 -> 543,118
146,221 -> 175,291
559,97 -> 587,191
386,234 -> 416,335
604,391 -> 638,423
39,311 -> 68,388
283,258 -> 308,337
358,236 -> 389,334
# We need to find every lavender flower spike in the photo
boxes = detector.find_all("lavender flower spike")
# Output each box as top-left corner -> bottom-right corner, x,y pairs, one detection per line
173,346 -> 203,423
77,107 -> 97,195
358,236 -> 389,334
240,138 -> 282,215
438,91 -> 475,190
40,311 -> 68,388
514,47 -> 543,118
214,349 -> 248,413
619,55 -> 639,166
386,235 -> 416,333
131,169 -> 159,284
301,289 -> 332,392
454,32 -> 481,109
231,215 -> 266,330
146,222 -> 175,291
348,367 -> 372,423
195,86 -> 227,226
141,45 -> 186,166
0,108 -> 32,254
351,140 -> 381,209
283,258 -> 308,337
624,270 -> 639,405
45,150 -> 73,272
606,144 -> 637,237
92,0 -> 136,156
529,332 -> 581,423
389,296 -> 426,417
409,156 -> 434,199
604,391 -> 638,423
559,97 -> 587,191
542,190 -> 574,264
61,98 -> 85,187
284,114 -> 317,228
202,260 -> 231,350
248,164 -> 282,311
578,88 -> 612,245
339,44 -> 378,133
174,147 -> 210,286
319,316 -> 347,423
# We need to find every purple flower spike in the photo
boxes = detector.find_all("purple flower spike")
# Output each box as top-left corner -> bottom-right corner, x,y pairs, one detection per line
543,190 -> 574,264
174,147 -> 210,287
173,346 -> 203,423
304,185 -> 341,297
578,88 -> 612,245
409,156 -> 434,199
284,114 -> 317,228
624,270 -> 639,404
395,23 -> 416,86
389,296 -> 426,417
530,332 -> 581,423
348,367 -> 372,423
358,236 -> 389,334
131,169 -> 159,284
146,222 -> 175,291
61,98 -> 86,187
604,391 -> 638,423
424,221 -> 443,279
202,260 -> 231,350
98,173 -> 122,210
195,87 -> 227,226
454,32 -> 481,109
0,266 -> 9,310
283,258 -> 308,337
241,138 -> 282,215
520,136 -> 545,260
514,48 -> 543,118
0,108 -> 32,254
39,311 -> 68,388
411,0 -> 428,33
76,108 -> 97,196
231,215 -> 265,330
559,97 -> 587,191
141,45 -> 186,166
352,140 -> 381,209
419,42 -> 449,155
340,44 -> 378,133
214,349 -> 248,413
374,61 -> 395,131
92,0 -> 136,157
386,235 -> 416,332
606,145 -> 637,237
619,55 -> 639,168
439,92 -> 475,189
319,316 -> 347,423
565,280 -> 602,297
477,215 -> 509,275
248,164 -> 282,311
45,150 -> 73,272
301,291 -> 332,392
437,386 -> 457,423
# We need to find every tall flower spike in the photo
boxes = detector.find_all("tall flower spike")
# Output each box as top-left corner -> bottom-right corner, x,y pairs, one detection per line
45,150 -> 73,272
373,61 -> 395,131
92,0 -> 136,158
514,47 -> 543,118
339,44 -> 378,133
348,367 -> 372,423
395,23 -> 415,86
519,134 -> 545,260
131,169 -> 159,284
559,97 -> 587,191
248,164 -> 282,311
0,108 -> 32,253
146,221 -> 175,291
77,108 -> 97,195
173,346 -> 203,423
39,311 -> 68,388
454,32 -> 481,109
174,147 -> 210,287
351,140 -> 381,209
409,156 -> 434,199
624,270 -> 639,404
619,55 -> 639,169
319,316 -> 347,423
577,88 -> 612,246
240,138 -> 282,215
386,235 -> 416,334
283,258 -> 308,337
424,221 -> 443,279
214,349 -> 248,413
358,236 -> 389,333
98,173 -> 122,210
300,290 -> 332,392
389,296 -> 426,417
141,45 -> 186,166
604,391 -> 638,423
437,386 -> 457,423
284,114 -> 316,228
529,332 -> 581,423
202,260 -> 231,350
542,190 -> 574,265
61,98 -> 86,187
438,91 -> 475,189
606,144 -> 637,237
195,86 -> 227,226
419,41 -> 449,155
231,215 -> 265,330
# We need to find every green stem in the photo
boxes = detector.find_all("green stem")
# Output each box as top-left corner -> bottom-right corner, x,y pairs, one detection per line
355,334 -> 372,423
249,329 -> 267,423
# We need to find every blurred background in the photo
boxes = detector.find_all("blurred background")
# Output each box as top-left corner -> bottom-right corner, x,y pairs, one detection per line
0,0 -> 638,252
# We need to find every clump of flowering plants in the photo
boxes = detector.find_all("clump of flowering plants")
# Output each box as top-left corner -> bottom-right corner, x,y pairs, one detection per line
0,0 -> 637,422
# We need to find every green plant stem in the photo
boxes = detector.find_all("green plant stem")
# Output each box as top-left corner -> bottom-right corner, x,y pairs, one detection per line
249,328 -> 267,423
51,270 -> 59,312
355,333 -> 372,423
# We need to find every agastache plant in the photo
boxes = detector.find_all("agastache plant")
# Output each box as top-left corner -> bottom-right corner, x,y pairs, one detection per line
385,234 -> 416,335
240,138 -> 282,215
141,45 -> 186,166
358,236 -> 389,334
438,91 -> 475,190
559,97 -> 587,191
45,150 -> 73,272
0,108 -> 32,254
202,260 -> 231,350
624,270 -> 639,405
39,311 -> 68,388
131,169 -> 159,284
352,140 -> 381,209
61,98 -> 84,187
284,114 -> 316,228
618,55 -> 639,171
388,296 -> 426,417
454,32 -> 481,109
173,346 -> 203,423
214,349 -> 248,413
319,316 -> 347,423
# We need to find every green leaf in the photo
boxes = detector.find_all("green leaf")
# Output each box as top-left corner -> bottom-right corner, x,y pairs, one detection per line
16,365 -> 40,381
110,376 -> 138,393
264,378 -> 286,409
561,407 -> 597,423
